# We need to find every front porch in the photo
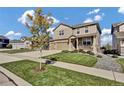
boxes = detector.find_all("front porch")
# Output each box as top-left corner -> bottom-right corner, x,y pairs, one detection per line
117,38 -> 124,55
68,35 -> 97,52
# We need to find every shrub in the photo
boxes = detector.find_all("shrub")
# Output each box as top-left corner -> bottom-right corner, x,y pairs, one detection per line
62,50 -> 70,53
6,44 -> 12,49
71,50 -> 78,53
78,49 -> 86,53
50,57 -> 58,61
97,55 -> 102,58
112,55 -> 118,58
103,49 -> 120,55
87,51 -> 94,55
20,48 -> 24,50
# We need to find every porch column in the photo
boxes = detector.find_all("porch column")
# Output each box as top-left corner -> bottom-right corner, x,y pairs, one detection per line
76,38 -> 79,50
93,36 -> 97,54
68,38 -> 71,51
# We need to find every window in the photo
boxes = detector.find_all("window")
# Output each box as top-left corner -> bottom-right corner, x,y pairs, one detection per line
82,38 -> 92,46
85,27 -> 88,33
77,31 -> 80,34
0,39 -> 2,42
59,31 -> 61,35
4,39 -> 9,43
59,30 -> 64,36
61,30 -> 64,35
122,39 -> 124,45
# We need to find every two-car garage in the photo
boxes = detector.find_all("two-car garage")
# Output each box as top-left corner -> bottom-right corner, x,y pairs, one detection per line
49,39 -> 69,50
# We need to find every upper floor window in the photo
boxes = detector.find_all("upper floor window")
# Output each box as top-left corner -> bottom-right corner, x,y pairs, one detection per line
59,30 -> 64,36
61,30 -> 64,35
85,27 -> 88,33
77,31 -> 80,34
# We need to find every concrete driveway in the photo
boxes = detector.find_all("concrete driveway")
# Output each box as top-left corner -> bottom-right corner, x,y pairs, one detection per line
0,53 -> 23,64
12,50 -> 61,58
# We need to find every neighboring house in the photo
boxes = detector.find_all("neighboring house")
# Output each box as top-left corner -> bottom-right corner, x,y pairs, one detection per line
10,40 -> 31,49
49,22 -> 101,53
111,22 -> 124,55
0,35 -> 9,48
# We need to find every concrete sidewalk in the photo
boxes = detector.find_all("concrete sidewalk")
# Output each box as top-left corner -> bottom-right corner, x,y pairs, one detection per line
1,51 -> 124,84
0,71 -> 16,86
12,53 -> 124,83
0,66 -> 32,86
52,61 -> 124,83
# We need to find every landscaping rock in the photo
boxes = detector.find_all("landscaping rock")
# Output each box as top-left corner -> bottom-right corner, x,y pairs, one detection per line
94,54 -> 123,72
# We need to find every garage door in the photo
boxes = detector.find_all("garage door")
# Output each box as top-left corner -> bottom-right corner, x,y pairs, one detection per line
56,42 -> 68,50
49,42 -> 55,50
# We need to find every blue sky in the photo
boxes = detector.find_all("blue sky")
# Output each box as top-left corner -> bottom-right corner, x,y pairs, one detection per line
0,7 -> 124,45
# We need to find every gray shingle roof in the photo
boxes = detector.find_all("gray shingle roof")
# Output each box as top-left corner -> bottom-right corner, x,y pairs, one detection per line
72,22 -> 98,28
111,22 -> 124,34
53,22 -> 101,34
112,22 -> 124,27
0,35 -> 9,39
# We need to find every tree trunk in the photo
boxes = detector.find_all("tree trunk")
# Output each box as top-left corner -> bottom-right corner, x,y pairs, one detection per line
39,47 -> 43,70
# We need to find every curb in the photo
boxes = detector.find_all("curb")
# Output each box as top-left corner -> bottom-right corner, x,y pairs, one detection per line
0,66 -> 32,86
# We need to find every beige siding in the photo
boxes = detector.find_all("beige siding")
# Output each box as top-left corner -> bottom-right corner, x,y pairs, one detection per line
96,32 -> 101,52
119,24 -> 124,32
121,47 -> 124,55
54,25 -> 73,40
73,25 -> 98,36
50,24 -> 100,53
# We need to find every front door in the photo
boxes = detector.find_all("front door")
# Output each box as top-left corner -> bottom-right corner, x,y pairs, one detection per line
71,39 -> 77,50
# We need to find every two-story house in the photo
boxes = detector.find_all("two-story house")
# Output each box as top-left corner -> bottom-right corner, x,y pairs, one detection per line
0,35 -> 9,48
49,22 -> 101,53
111,22 -> 124,55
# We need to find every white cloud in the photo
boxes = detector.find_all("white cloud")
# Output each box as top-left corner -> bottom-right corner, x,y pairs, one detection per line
47,27 -> 55,37
101,28 -> 112,46
14,32 -> 22,36
49,16 -> 60,24
87,8 -> 100,15
5,31 -> 14,36
94,15 -> 102,21
102,28 -> 111,35
18,10 -> 59,26
83,18 -> 93,23
18,10 -> 35,25
84,13 -> 104,23
5,31 -> 22,40
85,8 -> 105,23
118,7 -> 124,14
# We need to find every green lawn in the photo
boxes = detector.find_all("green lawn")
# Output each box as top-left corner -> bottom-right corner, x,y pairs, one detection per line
0,48 -> 34,54
43,52 -> 97,67
1,60 -> 124,86
117,58 -> 124,72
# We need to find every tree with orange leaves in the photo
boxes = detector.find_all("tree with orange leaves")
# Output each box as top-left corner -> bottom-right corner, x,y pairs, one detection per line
25,8 -> 53,71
